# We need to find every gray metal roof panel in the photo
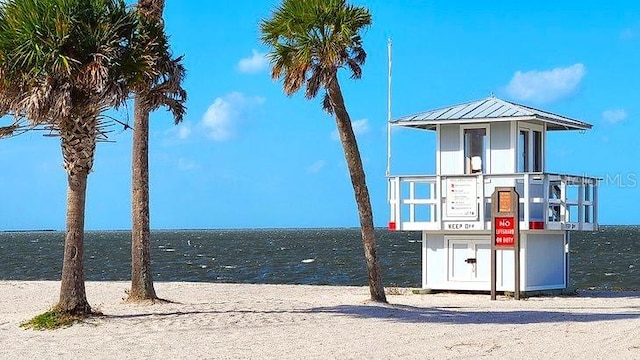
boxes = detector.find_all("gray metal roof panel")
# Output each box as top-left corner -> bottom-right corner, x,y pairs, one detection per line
392,96 -> 592,130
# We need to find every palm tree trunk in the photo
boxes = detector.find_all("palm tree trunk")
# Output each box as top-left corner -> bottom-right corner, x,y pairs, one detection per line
57,127 -> 93,315
327,75 -> 387,303
129,0 -> 164,301
129,97 -> 157,300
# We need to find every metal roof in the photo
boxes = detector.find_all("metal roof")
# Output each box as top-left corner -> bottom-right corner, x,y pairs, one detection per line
391,96 -> 592,131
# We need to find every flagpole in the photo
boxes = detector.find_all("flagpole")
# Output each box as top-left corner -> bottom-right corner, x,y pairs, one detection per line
386,37 -> 392,178
386,37 -> 392,207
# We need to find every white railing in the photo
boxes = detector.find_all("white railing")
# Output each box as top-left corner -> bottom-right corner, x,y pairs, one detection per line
388,173 -> 599,232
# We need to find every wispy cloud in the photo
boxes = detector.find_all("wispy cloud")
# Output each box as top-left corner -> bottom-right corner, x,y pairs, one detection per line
163,121 -> 192,141
602,109 -> 627,124
331,118 -> 370,140
177,157 -> 198,171
620,28 -> 634,40
307,160 -> 325,174
237,50 -> 269,74
201,92 -> 265,141
177,123 -> 191,139
505,63 -> 585,104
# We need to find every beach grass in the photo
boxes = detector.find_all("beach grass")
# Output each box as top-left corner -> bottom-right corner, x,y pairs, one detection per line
20,307 -> 102,330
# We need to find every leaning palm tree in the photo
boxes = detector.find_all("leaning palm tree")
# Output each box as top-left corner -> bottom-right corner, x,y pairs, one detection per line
0,0 -> 184,316
128,0 -> 186,302
261,0 -> 386,302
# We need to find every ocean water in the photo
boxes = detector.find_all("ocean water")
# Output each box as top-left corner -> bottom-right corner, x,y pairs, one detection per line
0,227 -> 637,290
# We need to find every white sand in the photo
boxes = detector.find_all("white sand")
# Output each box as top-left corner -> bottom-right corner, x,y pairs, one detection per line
0,281 -> 638,359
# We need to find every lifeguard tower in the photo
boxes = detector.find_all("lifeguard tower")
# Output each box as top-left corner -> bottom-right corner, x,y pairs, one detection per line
387,96 -> 599,293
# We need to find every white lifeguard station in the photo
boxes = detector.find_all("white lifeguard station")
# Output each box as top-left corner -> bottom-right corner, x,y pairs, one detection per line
387,96 -> 599,293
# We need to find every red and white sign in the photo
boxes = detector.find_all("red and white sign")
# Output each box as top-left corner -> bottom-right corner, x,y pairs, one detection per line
494,217 -> 515,248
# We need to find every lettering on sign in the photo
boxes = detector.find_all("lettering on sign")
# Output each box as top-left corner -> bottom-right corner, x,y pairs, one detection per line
445,178 -> 477,219
498,191 -> 512,212
445,222 -> 477,230
494,216 -> 515,248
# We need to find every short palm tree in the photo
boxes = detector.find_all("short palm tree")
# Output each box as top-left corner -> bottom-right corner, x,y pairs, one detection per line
0,0 -> 184,315
261,0 -> 386,302
128,0 -> 186,302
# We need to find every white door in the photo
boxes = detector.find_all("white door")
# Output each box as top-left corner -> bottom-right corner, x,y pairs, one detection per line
448,239 -> 491,282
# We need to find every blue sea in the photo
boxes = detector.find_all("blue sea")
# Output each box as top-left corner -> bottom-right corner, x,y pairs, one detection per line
0,227 -> 638,290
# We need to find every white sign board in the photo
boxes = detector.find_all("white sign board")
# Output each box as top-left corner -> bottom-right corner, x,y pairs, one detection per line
445,178 -> 477,219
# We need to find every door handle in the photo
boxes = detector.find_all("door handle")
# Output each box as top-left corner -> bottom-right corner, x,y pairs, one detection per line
465,258 -> 477,264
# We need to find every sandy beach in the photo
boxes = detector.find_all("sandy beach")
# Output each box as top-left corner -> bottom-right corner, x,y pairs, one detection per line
0,281 -> 638,359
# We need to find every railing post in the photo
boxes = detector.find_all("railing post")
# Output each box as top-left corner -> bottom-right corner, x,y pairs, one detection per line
436,175 -> 442,230
543,174 -> 550,225
578,180 -> 584,230
429,181 -> 436,223
389,177 -> 401,230
523,173 -> 530,229
388,177 -> 395,225
478,174 -> 485,229
409,181 -> 416,223
560,177 -> 567,223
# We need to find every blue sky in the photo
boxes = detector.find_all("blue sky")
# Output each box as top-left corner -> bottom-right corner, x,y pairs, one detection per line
1,0 -> 639,230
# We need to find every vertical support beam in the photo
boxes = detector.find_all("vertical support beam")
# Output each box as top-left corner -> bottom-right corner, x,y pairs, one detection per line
515,228 -> 521,300
430,181 -> 436,223
565,231 -> 571,289
395,178 -> 402,230
389,177 -> 401,230
491,235 -> 497,300
421,231 -> 428,288
543,174 -> 550,225
560,177 -> 567,223
523,173 -> 530,229
491,187 -> 520,300
436,124 -> 441,175
478,174 -> 485,229
436,175 -> 442,229
409,181 -> 415,223
388,178 -> 394,224
578,181 -> 584,230
593,180 -> 599,230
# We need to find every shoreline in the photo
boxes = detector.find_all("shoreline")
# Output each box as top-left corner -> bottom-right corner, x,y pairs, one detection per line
1,281 -> 639,359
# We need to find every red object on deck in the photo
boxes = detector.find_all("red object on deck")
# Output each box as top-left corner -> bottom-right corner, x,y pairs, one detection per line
529,221 -> 545,230
388,221 -> 396,231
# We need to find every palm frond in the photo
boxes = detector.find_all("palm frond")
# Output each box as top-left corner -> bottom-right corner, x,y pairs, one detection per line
0,0 -> 185,139
322,91 -> 334,115
260,0 -> 371,112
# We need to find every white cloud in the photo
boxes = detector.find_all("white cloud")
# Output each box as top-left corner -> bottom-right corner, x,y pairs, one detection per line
237,50 -> 269,74
162,121 -> 192,142
331,118 -> 370,140
352,118 -> 370,135
177,124 -> 191,139
307,160 -> 325,174
602,109 -> 627,124
505,63 -> 585,104
201,92 -> 265,141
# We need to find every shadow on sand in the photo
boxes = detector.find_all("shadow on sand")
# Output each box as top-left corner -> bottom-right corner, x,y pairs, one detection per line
308,302 -> 640,325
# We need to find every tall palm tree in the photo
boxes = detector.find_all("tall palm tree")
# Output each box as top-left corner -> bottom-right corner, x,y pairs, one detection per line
0,0 -> 184,315
261,0 -> 386,302
128,0 -> 186,302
